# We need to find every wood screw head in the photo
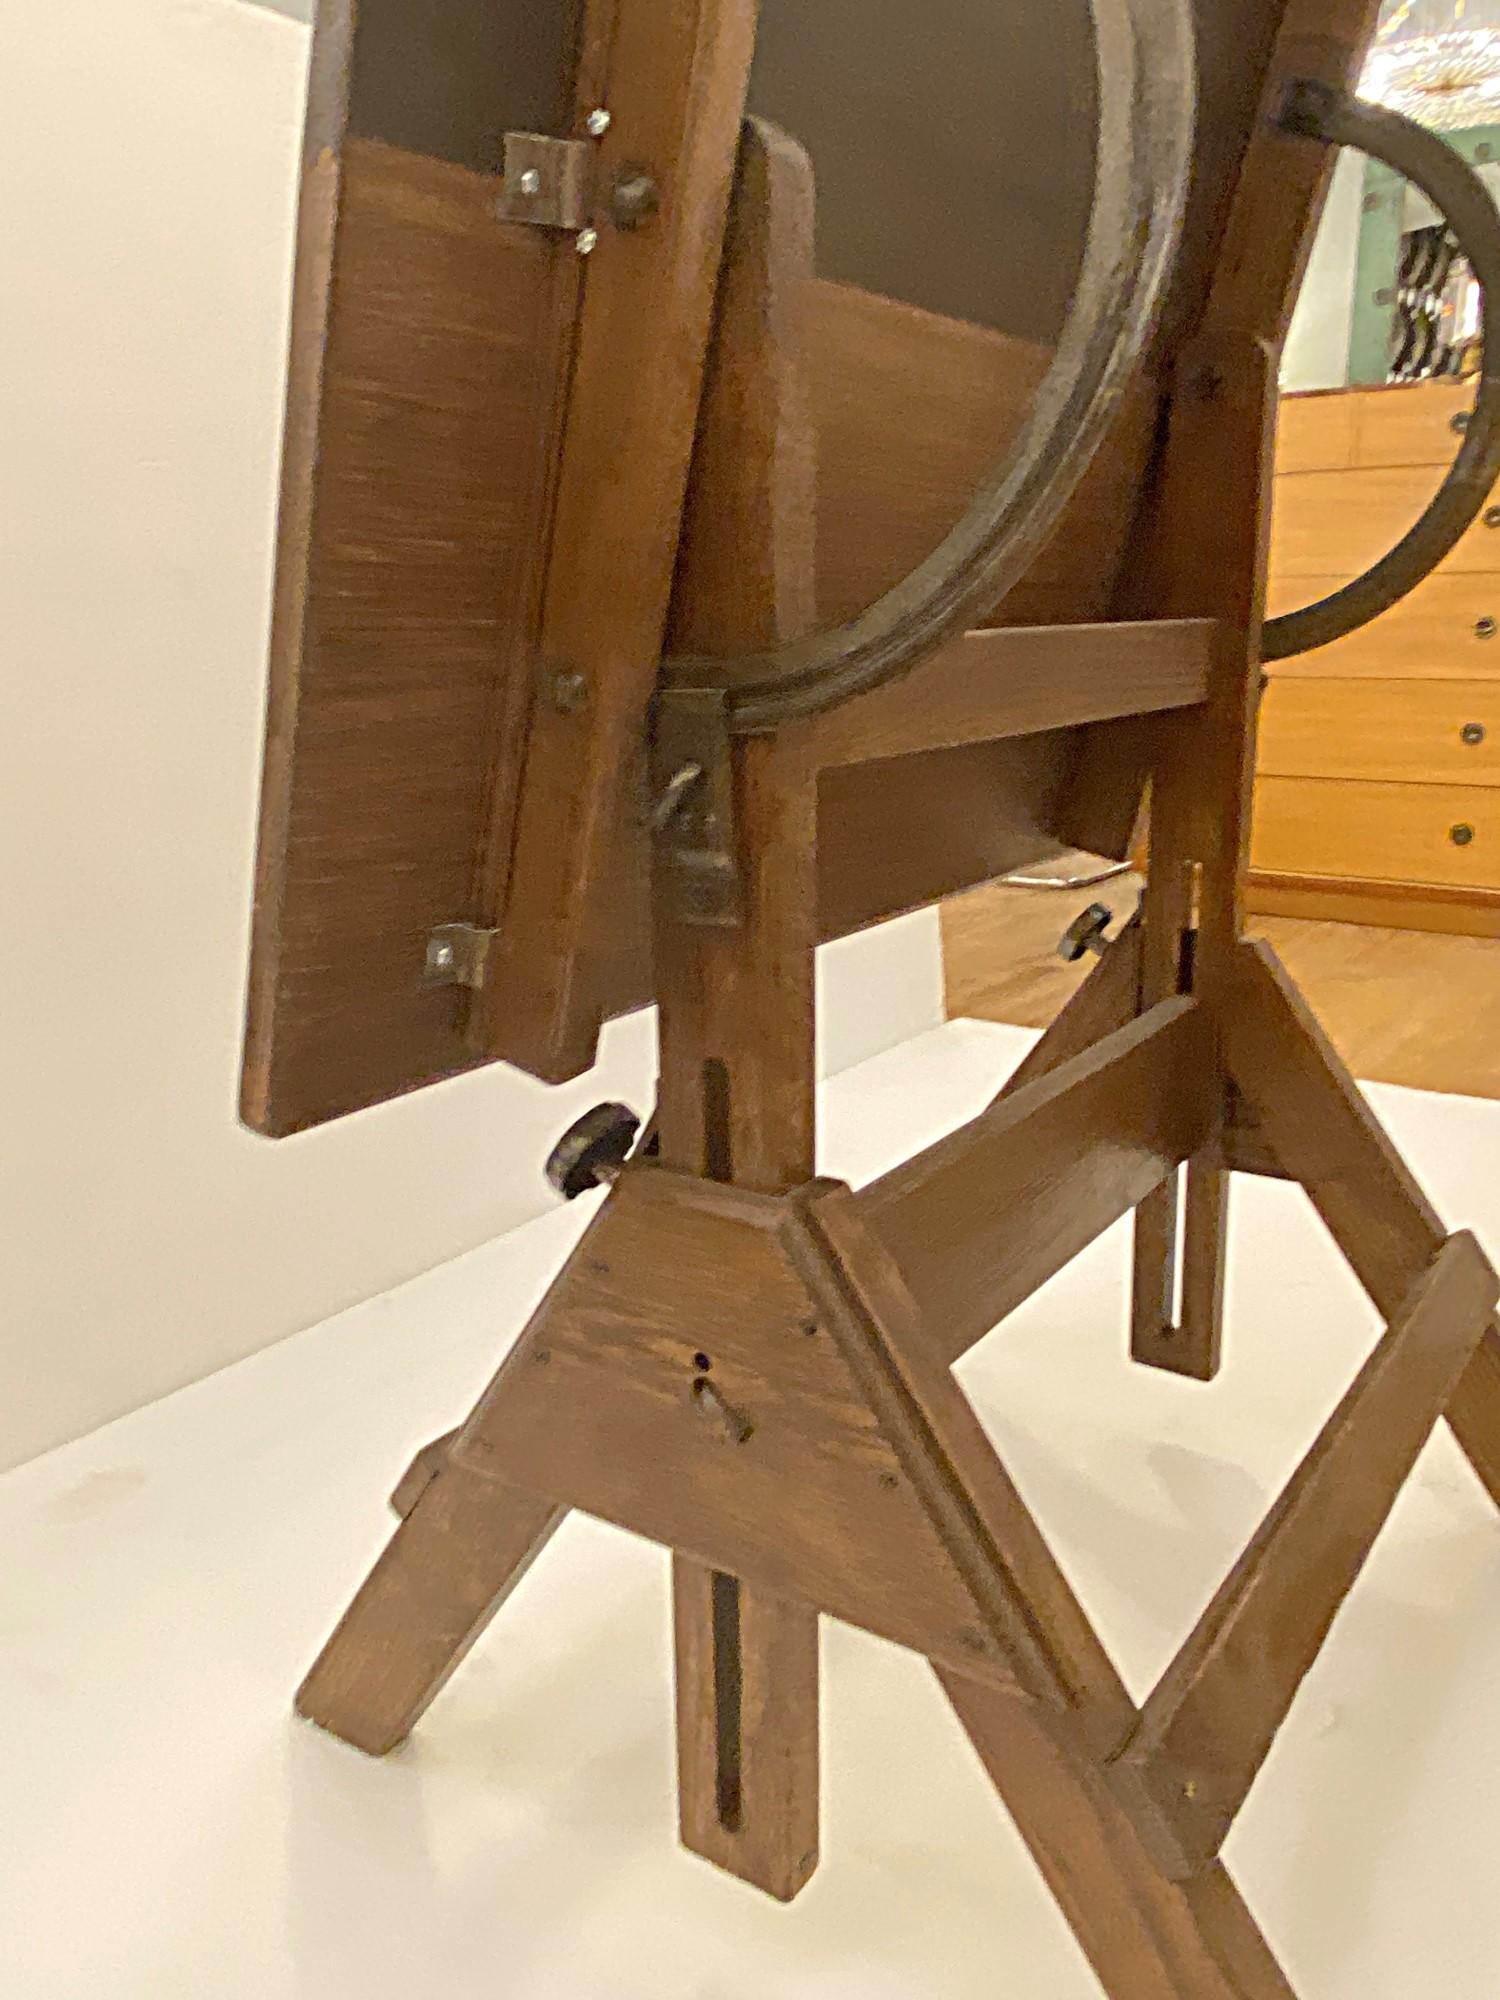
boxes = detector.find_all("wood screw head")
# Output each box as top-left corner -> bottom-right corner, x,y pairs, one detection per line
1462,722 -> 1487,746
1450,822 -> 1477,847
1484,506 -> 1500,529
1476,616 -> 1498,639
549,671 -> 590,713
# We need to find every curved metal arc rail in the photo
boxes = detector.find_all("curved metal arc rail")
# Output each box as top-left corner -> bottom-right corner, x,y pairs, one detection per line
1265,82 -> 1500,662
658,0 -> 1200,735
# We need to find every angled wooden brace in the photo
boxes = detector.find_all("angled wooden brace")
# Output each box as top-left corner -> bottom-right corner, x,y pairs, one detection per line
1109,1229 -> 1497,1878
1225,940 -> 1500,1512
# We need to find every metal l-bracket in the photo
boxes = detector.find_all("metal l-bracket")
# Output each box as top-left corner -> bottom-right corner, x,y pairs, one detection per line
497,132 -> 594,232
650,687 -> 742,927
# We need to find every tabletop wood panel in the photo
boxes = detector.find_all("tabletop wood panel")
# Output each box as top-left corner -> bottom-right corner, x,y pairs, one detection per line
243,138 -> 573,1133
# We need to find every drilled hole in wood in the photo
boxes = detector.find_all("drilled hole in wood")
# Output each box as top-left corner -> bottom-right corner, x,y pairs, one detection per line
694,1352 -> 713,1374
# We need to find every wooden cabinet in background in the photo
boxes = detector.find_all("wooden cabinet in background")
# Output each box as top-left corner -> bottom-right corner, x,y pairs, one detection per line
1253,380 -> 1500,937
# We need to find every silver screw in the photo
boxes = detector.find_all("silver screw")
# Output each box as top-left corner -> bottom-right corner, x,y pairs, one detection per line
549,671 -> 590,714
586,107 -> 612,138
518,167 -> 542,198
575,227 -> 600,258
429,942 -> 456,975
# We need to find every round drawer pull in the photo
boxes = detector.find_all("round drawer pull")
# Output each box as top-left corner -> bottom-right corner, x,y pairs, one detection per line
1451,822 -> 1478,847
1476,616 -> 1499,639
1462,721 -> 1488,746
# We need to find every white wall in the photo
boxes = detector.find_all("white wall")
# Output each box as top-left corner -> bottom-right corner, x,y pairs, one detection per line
0,0 -> 944,1474
1282,150 -> 1367,393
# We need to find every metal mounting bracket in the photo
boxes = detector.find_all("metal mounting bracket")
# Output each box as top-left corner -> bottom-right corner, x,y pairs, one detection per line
497,132 -> 594,233
424,924 -> 501,991
650,687 -> 742,928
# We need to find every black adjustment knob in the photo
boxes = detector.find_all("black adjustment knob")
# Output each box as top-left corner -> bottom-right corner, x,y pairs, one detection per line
1058,902 -> 1116,964
545,1103 -> 641,1200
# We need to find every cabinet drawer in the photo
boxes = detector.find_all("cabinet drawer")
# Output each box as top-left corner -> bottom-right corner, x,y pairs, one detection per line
1353,381 -> 1476,468
1259,678 -> 1500,784
1265,572 -> 1500,678
1252,776 -> 1500,888
1271,466 -> 1500,578
1275,392 -> 1356,474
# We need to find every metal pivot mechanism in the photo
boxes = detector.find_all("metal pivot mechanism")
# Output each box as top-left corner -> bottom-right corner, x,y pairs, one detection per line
1266,81 -> 1500,660
497,132 -> 595,232
650,687 -> 741,927
497,125 -> 660,254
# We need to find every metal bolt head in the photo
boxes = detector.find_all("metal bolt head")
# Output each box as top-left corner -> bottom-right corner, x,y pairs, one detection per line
1451,822 -> 1477,847
575,226 -> 600,258
548,670 -> 590,713
1462,721 -> 1487,746
518,167 -> 543,198
427,940 -> 456,976
1485,506 -> 1500,530
1476,616 -> 1498,640
610,169 -> 662,231
585,107 -> 612,137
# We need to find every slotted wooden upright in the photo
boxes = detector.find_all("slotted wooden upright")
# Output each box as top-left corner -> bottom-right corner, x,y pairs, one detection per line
251,2 -> 1500,1993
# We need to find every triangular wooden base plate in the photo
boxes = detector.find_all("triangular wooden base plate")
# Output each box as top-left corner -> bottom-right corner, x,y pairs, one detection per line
449,1168 -> 1097,1697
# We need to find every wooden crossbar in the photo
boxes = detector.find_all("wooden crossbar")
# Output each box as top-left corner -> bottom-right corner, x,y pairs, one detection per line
803,620 -> 1217,767
1112,1231 -> 1497,1878
855,997 -> 1212,1367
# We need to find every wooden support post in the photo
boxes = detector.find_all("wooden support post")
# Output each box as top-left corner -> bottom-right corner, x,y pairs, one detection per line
1114,1231 -> 1497,1877
655,118 -> 822,1902
1130,334 -> 1277,1381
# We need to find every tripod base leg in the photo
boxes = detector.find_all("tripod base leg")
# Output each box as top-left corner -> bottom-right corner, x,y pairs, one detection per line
297,1464 -> 564,1757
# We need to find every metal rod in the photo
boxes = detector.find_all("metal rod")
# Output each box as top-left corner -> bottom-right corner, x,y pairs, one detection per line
1265,82 -> 1500,660
659,0 -> 1199,732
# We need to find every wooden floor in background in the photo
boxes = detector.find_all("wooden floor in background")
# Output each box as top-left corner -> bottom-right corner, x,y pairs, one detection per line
944,874 -> 1500,1102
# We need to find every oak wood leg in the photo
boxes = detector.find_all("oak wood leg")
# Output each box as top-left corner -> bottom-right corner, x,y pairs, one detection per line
941,1673 -> 1296,2000
673,1558 -> 821,1901
654,118 -> 825,1902
297,1465 -> 564,1756
1228,940 -> 1500,1512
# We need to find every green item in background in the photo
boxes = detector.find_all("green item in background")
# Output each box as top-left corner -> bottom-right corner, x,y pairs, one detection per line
1348,123 -> 1500,384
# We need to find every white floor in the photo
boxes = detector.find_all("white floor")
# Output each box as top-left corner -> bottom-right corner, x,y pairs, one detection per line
3,1019 -> 1500,2000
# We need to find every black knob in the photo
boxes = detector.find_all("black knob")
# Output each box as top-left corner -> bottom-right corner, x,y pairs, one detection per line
546,1103 -> 641,1200
1058,903 -> 1116,964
